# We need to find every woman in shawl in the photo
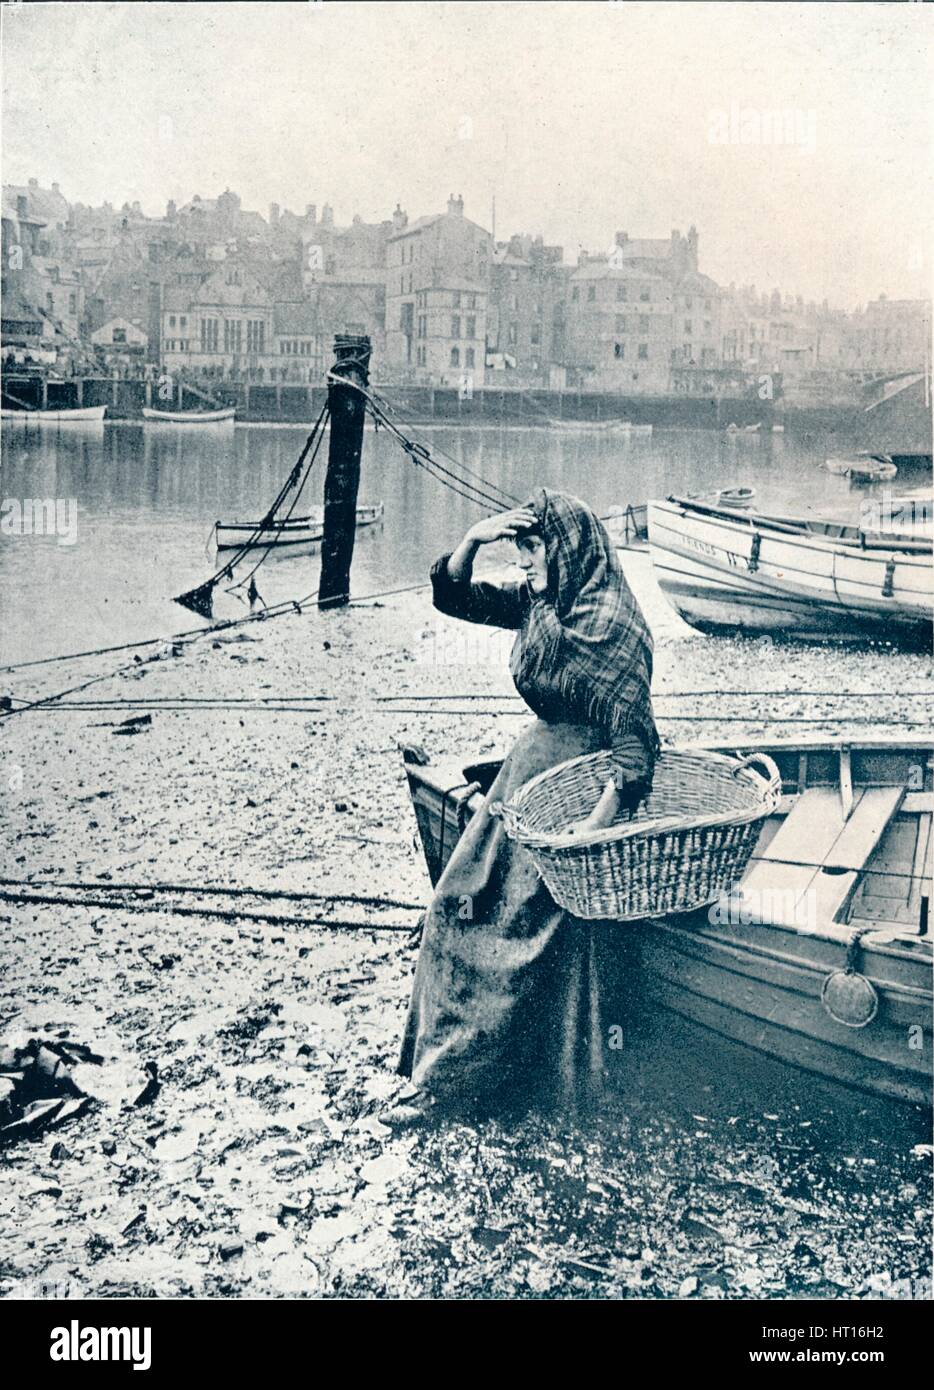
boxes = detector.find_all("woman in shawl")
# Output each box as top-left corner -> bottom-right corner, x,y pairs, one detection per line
392,488 -> 659,1123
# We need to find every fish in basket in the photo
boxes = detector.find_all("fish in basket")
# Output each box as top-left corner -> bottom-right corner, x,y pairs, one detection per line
493,748 -> 782,921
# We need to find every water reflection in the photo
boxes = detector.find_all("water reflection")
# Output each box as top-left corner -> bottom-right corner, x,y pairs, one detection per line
0,420 -> 903,666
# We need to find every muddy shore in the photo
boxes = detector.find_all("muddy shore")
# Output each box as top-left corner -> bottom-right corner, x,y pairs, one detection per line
1,550 -> 931,1299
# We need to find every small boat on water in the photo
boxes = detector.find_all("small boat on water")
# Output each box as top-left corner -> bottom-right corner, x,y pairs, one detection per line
215,501 -> 384,552
0,404 -> 106,424
142,405 -> 236,425
546,417 -> 652,436
404,734 -> 933,1108
717,486 -> 756,508
826,453 -> 898,483
647,494 -> 933,645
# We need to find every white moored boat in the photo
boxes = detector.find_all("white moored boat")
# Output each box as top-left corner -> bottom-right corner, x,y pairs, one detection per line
215,502 -> 384,552
141,405 -> 235,425
647,495 -> 933,645
545,417 -> 652,435
1,405 -> 106,424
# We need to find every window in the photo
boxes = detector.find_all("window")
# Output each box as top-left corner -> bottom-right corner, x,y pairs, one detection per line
684,320 -> 692,335
450,346 -> 460,367
531,322 -> 542,345
224,319 -> 242,353
508,322 -> 517,346
511,294 -> 519,312
466,316 -> 475,338
180,316 -> 187,330
616,315 -> 627,333
683,343 -> 693,359
225,268 -> 242,287
466,347 -> 475,368
68,293 -> 77,315
46,292 -> 54,311
639,316 -> 649,333
246,319 -> 265,353
571,287 -> 580,302
112,327 -> 127,344
616,285 -> 627,302
201,318 -> 219,352
639,288 -> 650,302
453,292 -> 461,308
614,342 -> 624,359
417,315 -> 426,338
704,320 -> 711,333
169,315 -> 176,328
587,285 -> 596,302
451,315 -> 461,338
638,343 -> 649,359
685,296 -> 693,310
179,339 -> 189,351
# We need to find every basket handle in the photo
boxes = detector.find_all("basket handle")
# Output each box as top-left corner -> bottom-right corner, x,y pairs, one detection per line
732,752 -> 782,798
489,800 -> 521,839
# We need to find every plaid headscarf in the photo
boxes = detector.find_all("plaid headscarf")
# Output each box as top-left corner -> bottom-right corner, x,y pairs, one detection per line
509,488 -> 659,758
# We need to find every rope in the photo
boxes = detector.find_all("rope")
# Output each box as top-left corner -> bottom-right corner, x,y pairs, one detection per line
0,875 -> 421,911
328,372 -> 514,512
0,577 -> 432,720
175,401 -> 330,616
0,887 -> 416,933
365,382 -> 522,507
8,688 -> 932,707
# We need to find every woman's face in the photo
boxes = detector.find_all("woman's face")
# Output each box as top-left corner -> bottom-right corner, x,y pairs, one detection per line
515,534 -> 549,595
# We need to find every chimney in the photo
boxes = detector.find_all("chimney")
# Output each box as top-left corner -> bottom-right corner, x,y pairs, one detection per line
28,177 -> 38,188
166,199 -> 177,220
51,182 -> 60,195
269,202 -> 280,226
392,203 -> 408,231
306,204 -> 317,224
321,204 -> 333,228
448,194 -> 464,216
615,231 -> 628,248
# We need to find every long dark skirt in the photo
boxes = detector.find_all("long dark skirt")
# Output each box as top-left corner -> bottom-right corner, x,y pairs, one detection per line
398,719 -> 652,1113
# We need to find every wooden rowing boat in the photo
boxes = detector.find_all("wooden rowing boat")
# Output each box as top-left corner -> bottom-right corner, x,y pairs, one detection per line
404,734 -> 933,1107
826,454 -> 898,482
647,495 -> 933,645
141,405 -> 235,424
0,404 -> 106,424
717,486 -> 756,508
215,501 -> 384,551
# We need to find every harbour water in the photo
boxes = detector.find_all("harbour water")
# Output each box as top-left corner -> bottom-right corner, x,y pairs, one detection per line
0,420 -> 898,667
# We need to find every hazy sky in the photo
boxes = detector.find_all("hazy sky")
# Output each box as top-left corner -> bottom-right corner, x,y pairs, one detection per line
2,1 -> 931,307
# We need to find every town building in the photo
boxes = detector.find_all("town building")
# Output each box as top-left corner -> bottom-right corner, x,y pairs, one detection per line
385,196 -> 492,387
487,234 -> 569,387
563,257 -> 673,393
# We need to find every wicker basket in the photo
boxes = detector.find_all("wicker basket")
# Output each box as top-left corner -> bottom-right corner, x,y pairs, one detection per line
493,748 -> 782,921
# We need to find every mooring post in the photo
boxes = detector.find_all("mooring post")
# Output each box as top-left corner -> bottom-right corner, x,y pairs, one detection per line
319,334 -> 372,608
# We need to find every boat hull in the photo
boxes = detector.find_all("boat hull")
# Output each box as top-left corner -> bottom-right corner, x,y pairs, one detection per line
403,736 -> 933,1108
647,498 -> 933,643
1,405 -> 106,423
141,406 -> 235,424
216,502 -> 383,551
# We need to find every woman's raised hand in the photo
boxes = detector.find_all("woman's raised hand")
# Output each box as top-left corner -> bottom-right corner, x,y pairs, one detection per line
465,507 -> 538,546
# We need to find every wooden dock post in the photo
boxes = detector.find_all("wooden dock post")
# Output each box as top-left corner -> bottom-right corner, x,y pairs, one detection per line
319,334 -> 372,609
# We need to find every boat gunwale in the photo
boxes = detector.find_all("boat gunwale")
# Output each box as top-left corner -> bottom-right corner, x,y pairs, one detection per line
662,495 -> 932,556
